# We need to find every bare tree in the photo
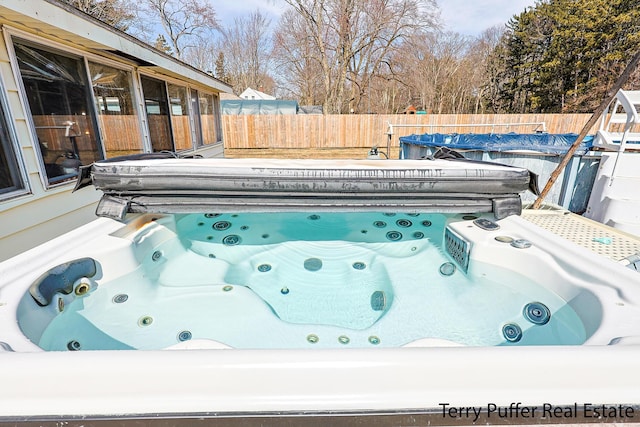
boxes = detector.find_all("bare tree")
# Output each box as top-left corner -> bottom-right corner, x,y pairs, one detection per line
469,26 -> 504,113
137,0 -> 218,60
181,37 -> 216,73
366,60 -> 412,113
217,10 -> 275,95
272,8 -> 325,104
400,31 -> 469,113
273,0 -> 439,114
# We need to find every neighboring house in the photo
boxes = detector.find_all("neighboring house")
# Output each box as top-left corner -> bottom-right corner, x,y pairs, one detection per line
239,87 -> 275,100
0,0 -> 232,261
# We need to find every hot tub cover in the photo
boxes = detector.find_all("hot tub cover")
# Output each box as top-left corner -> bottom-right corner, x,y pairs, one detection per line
76,157 -> 531,220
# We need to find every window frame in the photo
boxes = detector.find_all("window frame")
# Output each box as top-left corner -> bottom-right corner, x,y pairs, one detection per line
197,90 -> 223,146
86,58 -> 146,158
189,88 -> 204,148
139,74 -> 175,153
139,71 -> 221,153
7,30 -> 105,189
5,26 -> 224,189
166,81 -> 193,151
0,72 -> 29,201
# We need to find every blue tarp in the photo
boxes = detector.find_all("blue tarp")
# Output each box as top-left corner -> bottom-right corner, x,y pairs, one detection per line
221,100 -> 299,115
399,133 -> 595,155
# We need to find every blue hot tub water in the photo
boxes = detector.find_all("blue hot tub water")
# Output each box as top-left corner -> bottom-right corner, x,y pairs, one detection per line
28,212 -> 587,351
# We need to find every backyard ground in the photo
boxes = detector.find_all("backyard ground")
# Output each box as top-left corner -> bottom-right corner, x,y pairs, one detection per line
224,147 -> 401,159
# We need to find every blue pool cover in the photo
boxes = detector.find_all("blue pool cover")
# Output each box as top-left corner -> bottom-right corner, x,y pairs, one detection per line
399,133 -> 595,155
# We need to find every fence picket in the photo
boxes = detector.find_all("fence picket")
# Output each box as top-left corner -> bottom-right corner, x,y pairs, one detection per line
221,114 -> 598,150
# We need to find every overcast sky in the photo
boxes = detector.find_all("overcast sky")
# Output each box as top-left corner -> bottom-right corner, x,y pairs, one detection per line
213,0 -> 538,37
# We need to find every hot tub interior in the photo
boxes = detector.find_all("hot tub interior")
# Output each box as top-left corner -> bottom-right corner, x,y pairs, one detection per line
16,211 -> 590,351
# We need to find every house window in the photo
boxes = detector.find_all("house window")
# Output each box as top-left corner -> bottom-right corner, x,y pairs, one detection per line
167,83 -> 191,151
190,89 -> 203,147
140,76 -> 172,152
13,39 -> 102,185
199,92 -> 220,145
0,90 -> 24,197
88,62 -> 143,157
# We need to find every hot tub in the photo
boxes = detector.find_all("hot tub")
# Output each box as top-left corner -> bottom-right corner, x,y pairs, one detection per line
1,158 -> 639,423
14,211 -> 603,351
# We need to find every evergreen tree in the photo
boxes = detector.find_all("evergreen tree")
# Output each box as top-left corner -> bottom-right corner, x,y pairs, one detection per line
215,52 -> 227,82
488,0 -> 640,113
154,35 -> 174,56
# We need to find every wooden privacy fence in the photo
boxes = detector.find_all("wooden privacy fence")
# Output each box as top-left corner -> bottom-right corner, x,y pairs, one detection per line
222,114 -> 597,150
